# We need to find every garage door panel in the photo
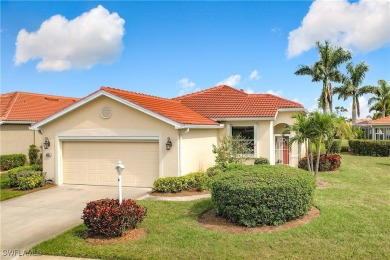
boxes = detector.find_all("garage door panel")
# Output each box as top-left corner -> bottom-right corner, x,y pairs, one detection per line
62,141 -> 159,187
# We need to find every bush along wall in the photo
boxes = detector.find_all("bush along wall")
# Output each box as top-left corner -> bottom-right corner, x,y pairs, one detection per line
299,154 -> 341,172
210,165 -> 315,227
349,140 -> 390,157
152,172 -> 208,193
7,165 -> 44,189
0,154 -> 26,171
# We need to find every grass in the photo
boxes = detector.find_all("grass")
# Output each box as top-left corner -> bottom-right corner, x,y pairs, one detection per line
32,154 -> 390,259
0,172 -> 53,201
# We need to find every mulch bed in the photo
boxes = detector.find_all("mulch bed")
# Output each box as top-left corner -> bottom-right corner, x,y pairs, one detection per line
198,207 -> 320,234
85,228 -> 147,245
150,189 -> 210,197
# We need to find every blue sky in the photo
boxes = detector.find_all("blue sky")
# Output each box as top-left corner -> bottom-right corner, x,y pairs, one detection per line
1,0 -> 389,118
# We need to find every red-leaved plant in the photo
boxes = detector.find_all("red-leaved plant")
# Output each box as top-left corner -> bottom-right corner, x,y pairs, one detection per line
81,198 -> 147,237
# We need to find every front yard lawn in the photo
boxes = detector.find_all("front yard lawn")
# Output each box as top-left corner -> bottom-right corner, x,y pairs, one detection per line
32,154 -> 390,259
0,172 -> 52,201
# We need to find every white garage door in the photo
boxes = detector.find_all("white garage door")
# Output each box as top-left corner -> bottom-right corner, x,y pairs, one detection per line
62,141 -> 159,187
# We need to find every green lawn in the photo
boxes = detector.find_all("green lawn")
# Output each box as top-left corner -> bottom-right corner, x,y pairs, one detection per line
33,154 -> 390,259
0,173 -> 26,201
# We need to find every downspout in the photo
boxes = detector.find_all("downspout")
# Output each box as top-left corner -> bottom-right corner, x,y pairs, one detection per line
178,128 -> 190,176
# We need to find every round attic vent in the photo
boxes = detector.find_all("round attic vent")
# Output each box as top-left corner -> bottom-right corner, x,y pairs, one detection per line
100,107 -> 112,119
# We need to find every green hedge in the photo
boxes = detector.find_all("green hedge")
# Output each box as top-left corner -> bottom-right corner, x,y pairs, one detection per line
17,171 -> 46,190
152,172 -> 208,193
349,140 -> 390,156
329,140 -> 342,154
0,154 -> 26,171
210,165 -> 315,227
254,157 -> 270,165
8,165 -> 44,188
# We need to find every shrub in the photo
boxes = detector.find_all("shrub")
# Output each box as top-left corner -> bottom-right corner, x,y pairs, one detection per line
152,177 -> 187,193
328,139 -> 342,154
0,154 -> 26,171
153,172 -> 209,193
299,154 -> 341,172
8,165 -> 43,187
206,165 -> 224,177
17,171 -> 46,190
254,157 -> 270,165
349,140 -> 390,157
211,165 -> 315,227
82,198 -> 147,238
183,172 -> 208,191
28,145 -> 41,165
341,145 -> 349,153
212,135 -> 252,168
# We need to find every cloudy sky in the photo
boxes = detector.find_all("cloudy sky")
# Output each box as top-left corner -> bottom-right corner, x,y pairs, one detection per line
1,0 -> 389,118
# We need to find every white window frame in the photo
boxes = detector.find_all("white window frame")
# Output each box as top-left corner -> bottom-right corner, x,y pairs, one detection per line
230,124 -> 257,158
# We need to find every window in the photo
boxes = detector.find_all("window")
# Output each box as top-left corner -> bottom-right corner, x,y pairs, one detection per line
231,126 -> 254,155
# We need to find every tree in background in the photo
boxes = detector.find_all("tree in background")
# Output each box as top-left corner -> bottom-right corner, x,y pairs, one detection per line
333,62 -> 372,124
295,41 -> 351,114
367,80 -> 390,119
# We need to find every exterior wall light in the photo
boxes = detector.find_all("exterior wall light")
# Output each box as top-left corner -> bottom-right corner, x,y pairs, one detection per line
115,160 -> 125,204
166,137 -> 172,150
43,137 -> 50,149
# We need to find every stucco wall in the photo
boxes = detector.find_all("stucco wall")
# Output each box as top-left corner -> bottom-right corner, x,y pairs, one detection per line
39,96 -> 180,183
180,129 -> 218,174
0,124 -> 41,159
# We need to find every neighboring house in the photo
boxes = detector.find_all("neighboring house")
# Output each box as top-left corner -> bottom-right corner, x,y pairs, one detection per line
0,91 -> 80,158
355,116 -> 390,140
31,85 -> 305,187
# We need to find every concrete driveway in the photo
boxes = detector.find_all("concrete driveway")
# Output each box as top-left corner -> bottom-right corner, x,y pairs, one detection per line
0,185 -> 150,255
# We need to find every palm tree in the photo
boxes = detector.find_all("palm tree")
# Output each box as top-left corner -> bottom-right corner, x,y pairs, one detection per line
295,41 -> 352,114
284,112 -> 314,173
367,80 -> 390,118
307,111 -> 336,179
333,62 -> 371,124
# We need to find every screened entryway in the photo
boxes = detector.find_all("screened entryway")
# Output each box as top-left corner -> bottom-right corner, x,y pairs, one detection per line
275,135 -> 290,165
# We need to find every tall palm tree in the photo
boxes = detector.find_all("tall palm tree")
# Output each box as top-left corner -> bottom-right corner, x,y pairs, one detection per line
295,41 -> 352,114
333,62 -> 371,124
367,80 -> 390,118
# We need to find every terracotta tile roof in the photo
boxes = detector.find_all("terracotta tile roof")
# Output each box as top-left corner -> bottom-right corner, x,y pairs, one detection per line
100,87 -> 218,125
0,91 -> 80,123
354,118 -> 372,125
369,116 -> 390,124
173,85 -> 304,118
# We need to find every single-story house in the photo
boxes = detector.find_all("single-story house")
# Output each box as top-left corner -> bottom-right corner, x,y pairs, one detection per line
31,85 -> 305,187
0,91 -> 79,158
355,116 -> 390,140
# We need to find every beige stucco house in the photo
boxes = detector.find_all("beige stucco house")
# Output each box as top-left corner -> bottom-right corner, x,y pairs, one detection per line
355,116 -> 390,140
0,91 -> 79,158
31,85 -> 305,187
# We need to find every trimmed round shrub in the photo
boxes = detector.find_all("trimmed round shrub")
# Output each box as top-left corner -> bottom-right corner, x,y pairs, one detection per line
254,157 -> 270,165
299,154 -> 341,172
183,172 -> 208,191
210,165 -> 315,227
328,140 -> 342,154
82,198 -> 147,238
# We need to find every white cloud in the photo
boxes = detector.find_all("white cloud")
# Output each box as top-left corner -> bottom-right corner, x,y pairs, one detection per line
217,74 -> 241,87
248,70 -> 260,81
15,5 -> 125,71
287,0 -> 390,58
177,78 -> 198,96
266,90 -> 282,96
245,88 -> 255,94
